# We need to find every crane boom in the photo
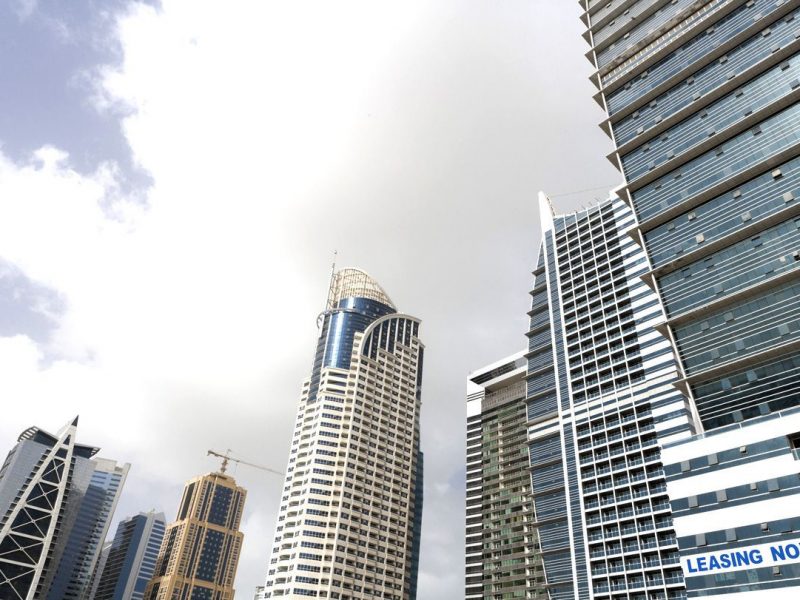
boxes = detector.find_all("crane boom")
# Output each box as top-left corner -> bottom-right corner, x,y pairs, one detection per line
207,449 -> 283,477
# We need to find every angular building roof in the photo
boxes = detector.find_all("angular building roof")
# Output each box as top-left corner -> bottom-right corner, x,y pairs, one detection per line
326,267 -> 395,310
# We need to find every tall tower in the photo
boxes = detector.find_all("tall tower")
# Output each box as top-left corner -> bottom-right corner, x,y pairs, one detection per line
522,195 -> 694,600
0,418 -> 127,600
465,352 -> 545,599
44,458 -> 130,600
143,473 -> 245,600
579,0 -> 800,596
468,196 -> 694,599
93,511 -> 166,600
582,0 -> 800,433
262,268 -> 425,600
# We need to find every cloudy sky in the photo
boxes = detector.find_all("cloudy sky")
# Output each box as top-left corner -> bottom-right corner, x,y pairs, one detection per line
0,1 -> 619,597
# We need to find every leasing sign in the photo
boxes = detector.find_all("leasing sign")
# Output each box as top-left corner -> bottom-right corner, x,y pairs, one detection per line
682,538 -> 800,576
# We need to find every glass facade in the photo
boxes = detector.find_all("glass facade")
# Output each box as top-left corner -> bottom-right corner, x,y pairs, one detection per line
45,458 -> 129,600
0,419 -> 126,600
465,353 -> 545,599
585,0 -> 800,432
661,407 -> 800,596
523,195 -> 693,600
94,511 -> 166,600
582,0 -> 800,595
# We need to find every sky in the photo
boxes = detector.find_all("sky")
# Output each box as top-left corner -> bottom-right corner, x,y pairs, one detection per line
0,1 -> 619,597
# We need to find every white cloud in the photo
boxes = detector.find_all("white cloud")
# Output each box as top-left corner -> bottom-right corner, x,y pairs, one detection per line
0,0 -> 620,597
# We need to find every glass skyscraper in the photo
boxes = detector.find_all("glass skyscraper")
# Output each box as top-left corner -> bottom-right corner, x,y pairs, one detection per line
261,268 -> 424,600
583,0 -> 800,432
582,0 -> 800,595
0,418 -> 128,600
144,472 -> 245,600
524,194 -> 693,600
44,458 -> 129,600
464,194 -> 696,600
93,511 -> 166,600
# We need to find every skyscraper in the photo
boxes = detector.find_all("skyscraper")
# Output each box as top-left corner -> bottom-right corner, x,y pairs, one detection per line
581,0 -> 800,595
0,418 -> 128,600
93,511 -> 166,600
44,458 -> 130,600
143,472 -> 245,600
466,194 -> 695,600
261,268 -> 424,600
465,352 -> 545,599
524,194 -> 692,600
582,0 -> 800,433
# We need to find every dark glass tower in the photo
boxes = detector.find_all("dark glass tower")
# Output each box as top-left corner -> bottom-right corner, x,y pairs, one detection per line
44,458 -> 129,600
94,511 -> 166,600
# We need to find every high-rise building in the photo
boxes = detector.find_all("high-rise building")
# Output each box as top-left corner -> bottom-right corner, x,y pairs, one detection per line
523,194 -> 693,600
582,0 -> 800,433
581,0 -> 800,595
87,541 -> 112,600
261,268 -> 425,600
465,352 -> 545,599
143,472 -> 245,600
93,511 -> 166,600
44,458 -> 130,600
0,418 -> 128,600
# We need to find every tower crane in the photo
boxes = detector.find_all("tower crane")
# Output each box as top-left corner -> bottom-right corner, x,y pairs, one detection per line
207,449 -> 283,477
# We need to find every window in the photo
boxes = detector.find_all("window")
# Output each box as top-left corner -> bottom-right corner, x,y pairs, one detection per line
790,434 -> 800,460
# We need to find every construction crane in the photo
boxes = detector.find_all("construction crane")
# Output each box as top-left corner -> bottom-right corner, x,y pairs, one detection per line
207,449 -> 283,477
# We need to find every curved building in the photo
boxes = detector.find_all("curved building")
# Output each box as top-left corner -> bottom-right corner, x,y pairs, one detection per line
262,268 -> 425,600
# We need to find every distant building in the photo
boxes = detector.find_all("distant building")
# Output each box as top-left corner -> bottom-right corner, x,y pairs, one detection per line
261,268 -> 425,599
93,511 -> 166,600
465,352 -> 546,599
44,458 -> 130,600
144,473 -> 245,600
87,542 -> 112,600
0,417 -> 128,600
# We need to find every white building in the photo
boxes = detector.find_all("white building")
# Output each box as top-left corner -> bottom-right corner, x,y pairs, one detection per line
262,269 -> 424,600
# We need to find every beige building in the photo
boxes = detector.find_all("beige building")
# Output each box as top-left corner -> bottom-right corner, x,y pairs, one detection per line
262,268 -> 424,599
144,472 -> 246,600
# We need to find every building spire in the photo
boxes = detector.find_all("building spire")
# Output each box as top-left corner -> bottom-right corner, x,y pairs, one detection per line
538,191 -> 556,234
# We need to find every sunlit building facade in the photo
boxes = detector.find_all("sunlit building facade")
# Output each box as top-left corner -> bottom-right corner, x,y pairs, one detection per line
465,352 -> 546,599
262,268 -> 424,600
144,473 -> 245,600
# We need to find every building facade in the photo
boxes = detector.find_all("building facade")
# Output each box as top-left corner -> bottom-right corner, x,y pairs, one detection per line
44,458 -> 130,600
582,0 -> 800,433
144,473 -> 245,600
661,407 -> 800,597
93,511 -> 166,600
465,352 -> 546,599
0,418 -> 127,600
580,0 -> 800,595
524,194 -> 695,600
262,268 -> 424,600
